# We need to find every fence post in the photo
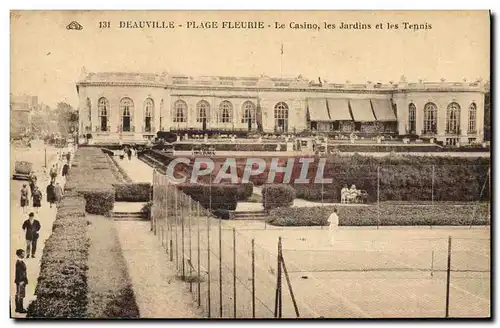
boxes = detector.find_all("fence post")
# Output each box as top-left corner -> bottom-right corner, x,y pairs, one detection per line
251,238 -> 256,318
274,237 -> 283,318
181,196 -> 186,279
175,190 -> 179,270
377,166 -> 380,229
445,236 -> 452,318
233,228 -> 237,318
207,215 -> 211,318
197,201 -> 201,307
188,198 -> 192,291
219,218 -> 223,318
281,253 -> 300,317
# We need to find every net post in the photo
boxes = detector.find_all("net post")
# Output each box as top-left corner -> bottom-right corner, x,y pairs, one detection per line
445,236 -> 452,318
188,197 -> 192,292
219,218 -> 223,318
430,250 -> 435,278
251,238 -> 256,318
175,189 -> 179,269
233,227 -> 237,318
274,236 -> 283,318
377,166 -> 380,229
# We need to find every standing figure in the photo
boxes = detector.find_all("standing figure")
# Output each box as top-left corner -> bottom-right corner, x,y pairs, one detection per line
55,182 -> 63,203
31,186 -> 42,213
49,165 -> 57,184
127,147 -> 132,160
328,207 -> 340,245
14,249 -> 28,314
62,162 -> 70,180
20,184 -> 29,213
46,182 -> 57,209
22,213 -> 41,258
66,151 -> 71,164
28,174 -> 37,195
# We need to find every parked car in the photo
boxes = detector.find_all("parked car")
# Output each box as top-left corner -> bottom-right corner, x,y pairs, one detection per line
13,161 -> 33,180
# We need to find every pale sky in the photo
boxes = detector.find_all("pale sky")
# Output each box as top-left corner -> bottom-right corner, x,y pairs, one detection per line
10,10 -> 490,109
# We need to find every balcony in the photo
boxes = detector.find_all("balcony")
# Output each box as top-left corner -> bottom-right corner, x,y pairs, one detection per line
117,126 -> 136,133
142,125 -> 156,133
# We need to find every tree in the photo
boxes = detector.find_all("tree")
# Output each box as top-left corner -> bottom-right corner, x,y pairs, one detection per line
484,90 -> 490,141
53,102 -> 79,135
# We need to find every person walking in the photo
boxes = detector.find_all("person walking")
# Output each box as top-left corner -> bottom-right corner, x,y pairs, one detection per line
66,151 -> 71,164
22,213 -> 41,258
31,186 -> 42,213
62,161 -> 70,180
14,249 -> 28,314
127,147 -> 132,160
328,207 -> 340,245
46,182 -> 57,209
55,182 -> 63,203
28,174 -> 37,195
20,184 -> 29,213
49,165 -> 58,184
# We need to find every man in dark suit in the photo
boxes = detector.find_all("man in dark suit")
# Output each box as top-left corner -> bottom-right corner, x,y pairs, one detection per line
22,213 -> 41,258
14,249 -> 28,313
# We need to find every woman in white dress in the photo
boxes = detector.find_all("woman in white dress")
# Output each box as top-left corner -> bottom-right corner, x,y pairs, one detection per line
328,207 -> 339,245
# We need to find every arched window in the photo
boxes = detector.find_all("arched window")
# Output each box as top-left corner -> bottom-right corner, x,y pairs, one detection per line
408,103 -> 416,134
423,102 -> 437,134
144,98 -> 154,132
274,102 -> 289,133
446,102 -> 461,134
98,97 -> 109,132
196,100 -> 210,123
468,102 -> 477,134
173,100 -> 187,123
241,101 -> 256,124
120,97 -> 134,132
219,100 -> 233,123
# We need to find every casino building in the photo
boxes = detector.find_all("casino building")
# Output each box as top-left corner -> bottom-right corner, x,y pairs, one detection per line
76,67 -> 487,145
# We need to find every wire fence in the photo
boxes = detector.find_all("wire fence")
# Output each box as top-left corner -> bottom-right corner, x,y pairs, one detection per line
151,169 -> 490,318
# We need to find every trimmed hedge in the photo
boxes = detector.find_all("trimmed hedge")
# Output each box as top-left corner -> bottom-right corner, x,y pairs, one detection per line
178,183 -> 238,211
261,184 -> 296,210
81,189 -> 115,217
173,143 -> 287,152
266,204 -> 491,226
27,196 -> 91,318
236,182 -> 254,201
114,183 -> 151,202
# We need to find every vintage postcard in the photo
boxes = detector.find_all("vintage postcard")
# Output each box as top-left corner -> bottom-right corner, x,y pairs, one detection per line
10,10 -> 490,319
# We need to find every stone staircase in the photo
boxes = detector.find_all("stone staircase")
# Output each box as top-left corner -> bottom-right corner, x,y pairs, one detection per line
113,202 -> 148,221
233,210 -> 268,220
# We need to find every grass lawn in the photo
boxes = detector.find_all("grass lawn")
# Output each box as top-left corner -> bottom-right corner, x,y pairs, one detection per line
86,214 -> 140,318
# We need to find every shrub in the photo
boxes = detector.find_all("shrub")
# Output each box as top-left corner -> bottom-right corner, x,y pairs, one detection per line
178,183 -> 238,211
114,183 -> 151,202
236,182 -> 254,201
140,201 -> 153,219
212,209 -> 235,220
81,189 -> 115,217
261,184 -> 296,210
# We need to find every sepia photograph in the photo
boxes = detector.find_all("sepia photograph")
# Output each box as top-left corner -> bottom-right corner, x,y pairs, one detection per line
9,10 -> 490,319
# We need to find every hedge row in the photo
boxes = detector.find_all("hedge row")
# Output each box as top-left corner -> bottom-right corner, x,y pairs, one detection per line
27,182 -> 91,317
266,204 -> 491,227
177,183 -> 239,211
114,183 -> 152,202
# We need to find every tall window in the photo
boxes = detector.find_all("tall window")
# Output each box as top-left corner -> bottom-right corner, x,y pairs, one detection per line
423,102 -> 437,134
120,97 -> 134,132
446,102 -> 461,134
408,103 -> 416,134
196,100 -> 210,123
98,97 -> 109,132
274,102 -> 289,133
159,99 -> 164,131
173,100 -> 187,123
219,100 -> 233,123
86,98 -> 92,122
468,102 -> 477,134
241,101 -> 256,124
144,98 -> 154,132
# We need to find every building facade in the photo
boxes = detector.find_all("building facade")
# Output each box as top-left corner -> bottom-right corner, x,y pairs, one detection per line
76,68 -> 487,144
10,94 -> 38,137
